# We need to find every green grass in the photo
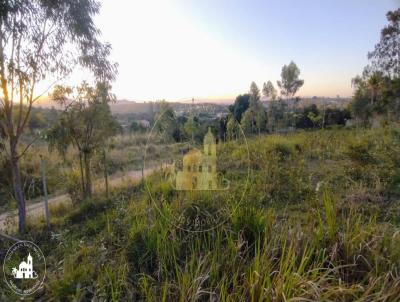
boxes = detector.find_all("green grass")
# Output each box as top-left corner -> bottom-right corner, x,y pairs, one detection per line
1,126 -> 400,301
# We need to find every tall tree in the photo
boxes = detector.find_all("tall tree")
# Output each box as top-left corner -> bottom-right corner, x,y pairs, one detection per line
368,9 -> 400,78
277,61 -> 304,98
155,101 -> 178,142
226,115 -> 239,140
248,82 -> 266,133
47,82 -> 119,199
262,81 -> 277,100
184,116 -> 199,143
249,81 -> 261,107
366,72 -> 384,105
240,110 -> 254,134
229,94 -> 250,122
0,0 -> 115,232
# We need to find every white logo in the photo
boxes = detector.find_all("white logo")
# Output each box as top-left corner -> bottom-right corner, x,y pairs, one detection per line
11,252 -> 38,279
3,241 -> 46,296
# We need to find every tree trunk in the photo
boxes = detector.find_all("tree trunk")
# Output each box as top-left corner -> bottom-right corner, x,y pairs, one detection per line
78,151 -> 86,199
40,157 -> 50,227
103,150 -> 109,198
10,144 -> 26,233
83,151 -> 92,198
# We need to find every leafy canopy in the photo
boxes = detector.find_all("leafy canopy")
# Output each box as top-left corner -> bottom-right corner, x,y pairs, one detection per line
277,61 -> 304,98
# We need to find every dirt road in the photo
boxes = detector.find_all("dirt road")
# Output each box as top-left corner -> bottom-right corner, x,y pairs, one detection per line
0,167 -> 156,231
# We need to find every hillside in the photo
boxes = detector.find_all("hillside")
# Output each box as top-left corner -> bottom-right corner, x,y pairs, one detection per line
2,126 -> 399,301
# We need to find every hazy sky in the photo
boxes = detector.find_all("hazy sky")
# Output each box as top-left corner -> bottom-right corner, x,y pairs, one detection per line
92,0 -> 398,101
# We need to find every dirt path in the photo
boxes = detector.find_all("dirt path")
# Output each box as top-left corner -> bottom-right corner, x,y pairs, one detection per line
0,167 -> 156,231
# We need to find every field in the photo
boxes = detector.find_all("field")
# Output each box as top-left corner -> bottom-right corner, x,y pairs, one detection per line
1,126 -> 399,301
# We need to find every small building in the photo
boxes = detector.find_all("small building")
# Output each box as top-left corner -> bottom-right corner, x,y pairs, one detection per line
175,128 -> 218,190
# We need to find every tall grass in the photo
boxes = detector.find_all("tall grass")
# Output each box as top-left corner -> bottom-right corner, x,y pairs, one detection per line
2,126 -> 400,301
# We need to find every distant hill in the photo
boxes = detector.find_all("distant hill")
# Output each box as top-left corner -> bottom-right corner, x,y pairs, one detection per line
34,96 -> 351,114
261,97 -> 352,109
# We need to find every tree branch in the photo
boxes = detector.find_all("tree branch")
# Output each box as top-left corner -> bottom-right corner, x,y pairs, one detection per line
0,232 -> 22,243
16,134 -> 40,160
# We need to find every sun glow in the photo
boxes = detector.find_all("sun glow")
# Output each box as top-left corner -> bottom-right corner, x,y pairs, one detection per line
94,0 -> 266,101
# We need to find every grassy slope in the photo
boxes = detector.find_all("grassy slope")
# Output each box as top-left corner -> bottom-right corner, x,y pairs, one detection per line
2,126 -> 400,301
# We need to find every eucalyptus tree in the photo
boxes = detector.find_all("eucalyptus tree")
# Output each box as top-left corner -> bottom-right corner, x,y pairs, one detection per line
47,82 -> 119,199
277,61 -> 304,99
155,101 -> 178,142
247,82 -> 266,134
368,9 -> 400,78
0,0 -> 116,232
263,81 -> 278,131
184,116 -> 200,143
262,81 -> 277,100
249,81 -> 261,106
226,115 -> 239,140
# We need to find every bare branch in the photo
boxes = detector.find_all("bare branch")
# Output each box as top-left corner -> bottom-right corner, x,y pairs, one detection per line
16,134 -> 40,160
0,232 -> 22,243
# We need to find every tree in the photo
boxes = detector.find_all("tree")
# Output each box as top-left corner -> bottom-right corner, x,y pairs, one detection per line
295,104 -> 320,129
184,116 -> 200,143
277,61 -> 304,98
307,112 -> 322,129
255,110 -> 267,133
368,9 -> 400,78
226,116 -> 239,140
237,82 -> 267,134
0,0 -> 115,233
350,9 -> 400,125
249,81 -> 261,107
241,110 -> 254,134
155,101 -> 178,142
366,72 -> 384,105
48,82 -> 119,199
324,108 -> 351,126
228,94 -> 250,122
350,78 -> 372,126
247,82 -> 267,133
262,81 -> 277,100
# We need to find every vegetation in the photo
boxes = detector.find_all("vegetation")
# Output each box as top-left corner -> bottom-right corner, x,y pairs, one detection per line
47,82 -> 119,200
351,8 -> 400,126
1,126 -> 400,301
0,0 -> 115,233
277,61 -> 304,99
0,5 -> 399,302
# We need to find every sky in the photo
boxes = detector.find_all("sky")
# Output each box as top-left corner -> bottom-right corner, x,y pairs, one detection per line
90,0 -> 399,102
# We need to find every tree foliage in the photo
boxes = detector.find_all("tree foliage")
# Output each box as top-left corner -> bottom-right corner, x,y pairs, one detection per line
47,82 -> 119,199
0,0 -> 115,232
155,101 -> 179,142
368,9 -> 400,78
229,94 -> 250,122
226,116 -> 239,140
277,61 -> 304,98
262,81 -> 277,100
249,81 -> 261,106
